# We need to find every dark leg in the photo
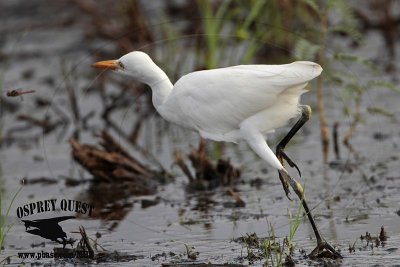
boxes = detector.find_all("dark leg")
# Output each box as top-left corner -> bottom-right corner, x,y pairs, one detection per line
278,169 -> 342,259
276,105 -> 311,198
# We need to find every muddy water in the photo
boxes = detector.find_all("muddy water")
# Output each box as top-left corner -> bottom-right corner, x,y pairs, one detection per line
1,1 -> 400,266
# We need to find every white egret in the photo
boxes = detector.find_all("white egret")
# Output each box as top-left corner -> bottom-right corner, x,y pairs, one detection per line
92,51 -> 342,258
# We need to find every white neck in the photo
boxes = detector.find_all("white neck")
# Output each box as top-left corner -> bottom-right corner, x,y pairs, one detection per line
139,62 -> 173,111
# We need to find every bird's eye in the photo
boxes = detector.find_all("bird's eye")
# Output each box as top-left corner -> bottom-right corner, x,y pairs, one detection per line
118,61 -> 125,69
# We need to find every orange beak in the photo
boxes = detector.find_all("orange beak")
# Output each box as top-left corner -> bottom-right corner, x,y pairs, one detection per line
91,60 -> 119,70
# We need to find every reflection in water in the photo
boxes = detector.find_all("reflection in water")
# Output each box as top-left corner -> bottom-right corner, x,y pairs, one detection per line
322,166 -> 339,243
76,181 -> 161,231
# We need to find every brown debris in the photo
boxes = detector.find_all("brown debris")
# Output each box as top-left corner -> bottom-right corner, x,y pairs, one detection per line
71,131 -> 170,229
70,131 -> 158,189
227,189 -> 246,208
98,131 -> 135,160
379,226 -> 388,242
174,139 -> 241,190
360,226 -> 388,249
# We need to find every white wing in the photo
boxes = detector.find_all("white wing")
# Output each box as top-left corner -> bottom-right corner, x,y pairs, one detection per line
162,61 -> 322,136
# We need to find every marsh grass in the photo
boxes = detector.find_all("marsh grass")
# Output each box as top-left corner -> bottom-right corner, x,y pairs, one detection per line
287,201 -> 303,253
240,201 -> 302,266
0,183 -> 23,253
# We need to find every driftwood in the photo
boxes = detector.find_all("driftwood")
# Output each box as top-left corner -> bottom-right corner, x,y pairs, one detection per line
70,131 -> 159,194
71,131 -> 171,228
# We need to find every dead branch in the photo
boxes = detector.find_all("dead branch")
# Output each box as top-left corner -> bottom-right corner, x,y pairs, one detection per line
69,131 -> 160,189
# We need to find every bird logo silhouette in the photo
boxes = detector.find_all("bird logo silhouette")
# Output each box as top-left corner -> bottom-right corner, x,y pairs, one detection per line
22,216 -> 76,248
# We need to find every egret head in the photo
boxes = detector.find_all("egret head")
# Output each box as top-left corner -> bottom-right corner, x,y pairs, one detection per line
92,51 -> 155,80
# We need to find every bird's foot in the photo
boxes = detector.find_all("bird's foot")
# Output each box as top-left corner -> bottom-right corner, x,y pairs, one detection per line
277,150 -> 302,177
280,152 -> 302,177
309,240 -> 342,259
278,170 -> 291,200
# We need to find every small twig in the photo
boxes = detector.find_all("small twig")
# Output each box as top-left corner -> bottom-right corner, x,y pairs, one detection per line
102,88 -> 128,120
104,117 -> 130,140
98,131 -> 134,159
103,115 -> 167,173
50,101 -> 70,124
17,114 -> 61,134
88,235 -> 108,252
332,121 -> 340,160
131,142 -> 168,173
79,226 -> 94,258
129,119 -> 143,144
173,151 -> 195,182
81,110 -> 96,130
62,61 -> 81,124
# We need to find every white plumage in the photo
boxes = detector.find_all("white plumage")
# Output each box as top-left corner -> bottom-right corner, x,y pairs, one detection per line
93,51 -> 322,171
166,64 -> 318,140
